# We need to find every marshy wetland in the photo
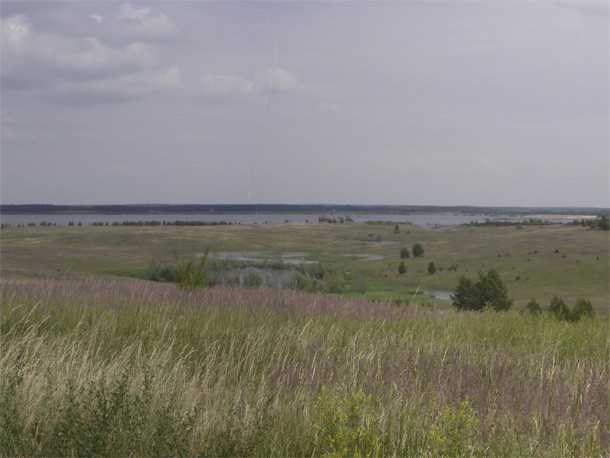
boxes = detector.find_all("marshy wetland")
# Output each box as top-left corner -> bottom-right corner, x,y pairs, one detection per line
1,218 -> 608,456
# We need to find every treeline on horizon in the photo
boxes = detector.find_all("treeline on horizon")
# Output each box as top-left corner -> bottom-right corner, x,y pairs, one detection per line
2,203 -> 608,215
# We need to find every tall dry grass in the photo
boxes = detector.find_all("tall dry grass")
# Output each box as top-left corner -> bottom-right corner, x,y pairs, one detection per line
1,277 -> 608,456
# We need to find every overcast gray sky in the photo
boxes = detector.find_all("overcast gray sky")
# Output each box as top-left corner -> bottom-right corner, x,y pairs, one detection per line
1,1 -> 608,207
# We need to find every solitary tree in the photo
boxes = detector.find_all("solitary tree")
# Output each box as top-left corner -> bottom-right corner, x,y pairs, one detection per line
427,262 -> 437,274
412,243 -> 424,257
451,276 -> 478,311
398,261 -> 407,275
400,247 -> 410,259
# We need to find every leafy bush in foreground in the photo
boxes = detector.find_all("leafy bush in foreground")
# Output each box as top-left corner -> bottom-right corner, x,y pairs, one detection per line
315,386 -> 381,457
426,397 -> 479,458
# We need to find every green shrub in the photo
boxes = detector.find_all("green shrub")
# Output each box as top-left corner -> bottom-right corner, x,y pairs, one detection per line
548,297 -> 596,322
548,296 -> 571,321
572,298 -> 595,320
400,247 -> 410,259
427,397 -> 479,457
524,299 -> 542,315
398,261 -> 407,275
292,263 -> 348,294
427,262 -> 437,275
315,386 -> 381,458
412,243 -> 425,257
243,271 -> 263,288
149,251 -> 210,290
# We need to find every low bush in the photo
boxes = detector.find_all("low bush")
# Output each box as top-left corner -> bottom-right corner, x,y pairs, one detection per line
427,397 -> 479,458
149,250 -> 211,290
291,263 -> 348,294
315,386 -> 381,457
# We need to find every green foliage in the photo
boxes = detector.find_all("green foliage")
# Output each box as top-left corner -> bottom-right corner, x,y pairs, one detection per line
398,261 -> 407,275
524,299 -> 542,315
427,397 -> 479,458
412,243 -> 425,257
1,367 -> 197,457
315,386 -> 381,458
243,271 -> 263,288
355,274 -> 368,294
292,263 -> 348,294
427,262 -> 437,275
548,296 -> 571,321
572,298 -> 595,320
1,278 -> 608,456
149,250 -> 210,290
399,247 -> 410,259
0,367 -> 28,455
451,269 -> 513,311
548,297 -> 596,322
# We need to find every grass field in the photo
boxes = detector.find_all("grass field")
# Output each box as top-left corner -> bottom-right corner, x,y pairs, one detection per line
1,277 -> 607,456
1,222 -> 608,309
1,222 -> 608,456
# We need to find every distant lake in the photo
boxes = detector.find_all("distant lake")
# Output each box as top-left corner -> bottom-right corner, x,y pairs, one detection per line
0,212 -> 591,228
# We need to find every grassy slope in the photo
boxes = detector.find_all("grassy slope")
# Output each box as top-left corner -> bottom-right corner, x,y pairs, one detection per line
1,278 -> 608,456
1,222 -> 608,309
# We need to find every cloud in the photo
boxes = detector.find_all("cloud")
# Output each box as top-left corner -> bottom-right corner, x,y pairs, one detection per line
0,12 -> 180,104
43,66 -> 183,105
318,102 -> 342,113
89,14 -> 103,24
200,73 -> 255,97
116,3 -> 178,40
56,38 -> 160,79
256,67 -> 301,93
1,15 -> 30,53
157,67 -> 181,88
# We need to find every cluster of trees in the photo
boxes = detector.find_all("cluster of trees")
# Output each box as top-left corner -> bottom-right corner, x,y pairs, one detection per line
451,270 -> 597,321
451,269 -> 513,311
568,216 -> 609,230
525,296 -> 595,321
398,243 -> 428,275
466,218 -> 553,227
318,215 -> 354,224
398,242 -> 437,275
400,243 -> 425,259
398,242 -> 426,275
590,216 -> 609,230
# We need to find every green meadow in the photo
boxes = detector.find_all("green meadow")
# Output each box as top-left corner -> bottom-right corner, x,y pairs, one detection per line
1,221 -> 608,456
1,222 -> 608,308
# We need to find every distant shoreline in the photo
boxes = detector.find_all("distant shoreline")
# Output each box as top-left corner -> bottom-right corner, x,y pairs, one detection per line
1,203 -> 607,216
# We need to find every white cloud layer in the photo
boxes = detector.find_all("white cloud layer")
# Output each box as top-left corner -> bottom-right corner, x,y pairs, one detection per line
116,3 -> 178,40
1,1 -> 608,206
200,73 -> 255,97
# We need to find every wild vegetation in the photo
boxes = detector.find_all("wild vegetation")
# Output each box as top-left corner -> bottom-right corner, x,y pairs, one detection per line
1,221 -> 607,309
0,220 -> 608,455
1,278 -> 607,456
